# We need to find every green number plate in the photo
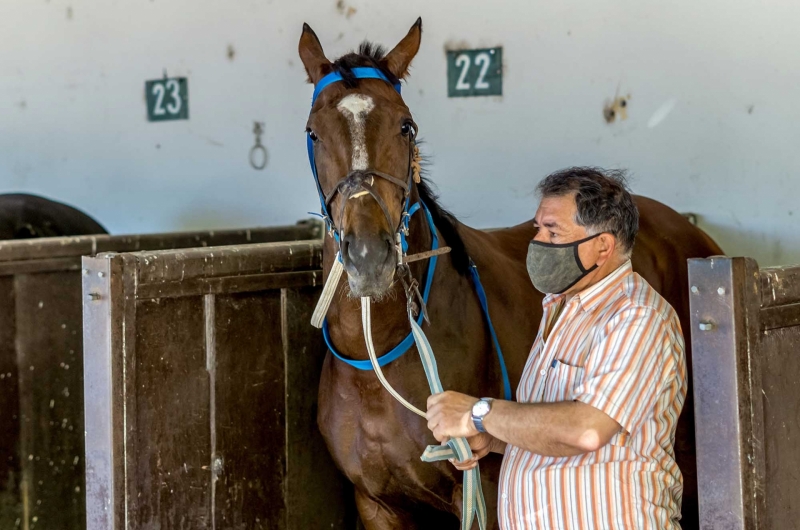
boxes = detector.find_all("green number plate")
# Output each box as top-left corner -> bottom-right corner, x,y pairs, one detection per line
145,77 -> 189,121
446,47 -> 502,97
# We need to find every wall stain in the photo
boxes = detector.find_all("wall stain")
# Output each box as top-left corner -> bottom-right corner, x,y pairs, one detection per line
227,45 -> 236,62
335,0 -> 357,19
66,6 -> 73,19
603,94 -> 630,124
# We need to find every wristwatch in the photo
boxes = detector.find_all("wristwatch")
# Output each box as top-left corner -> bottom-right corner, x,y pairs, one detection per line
471,397 -> 494,433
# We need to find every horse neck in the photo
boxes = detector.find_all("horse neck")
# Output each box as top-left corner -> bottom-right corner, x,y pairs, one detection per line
323,203 -> 448,361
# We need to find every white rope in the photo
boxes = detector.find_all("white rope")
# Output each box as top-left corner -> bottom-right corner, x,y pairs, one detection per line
310,254 -> 344,329
360,296 -> 487,530
361,297 -> 426,418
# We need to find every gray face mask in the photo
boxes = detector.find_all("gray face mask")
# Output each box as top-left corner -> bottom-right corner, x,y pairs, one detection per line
526,233 -> 602,294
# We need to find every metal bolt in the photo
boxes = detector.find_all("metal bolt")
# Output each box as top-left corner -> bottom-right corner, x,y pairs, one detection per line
82,269 -> 89,276
699,321 -> 715,331
691,286 -> 699,294
212,457 -> 224,475
87,293 -> 101,301
717,287 -> 726,295
97,272 -> 105,278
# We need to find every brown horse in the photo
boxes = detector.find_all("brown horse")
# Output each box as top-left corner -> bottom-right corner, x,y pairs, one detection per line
299,19 -> 721,529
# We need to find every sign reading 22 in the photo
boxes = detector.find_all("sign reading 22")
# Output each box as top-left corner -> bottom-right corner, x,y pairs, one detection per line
447,48 -> 502,98
145,77 -> 189,121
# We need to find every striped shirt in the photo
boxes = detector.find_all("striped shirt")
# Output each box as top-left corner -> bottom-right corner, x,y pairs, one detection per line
498,260 -> 686,529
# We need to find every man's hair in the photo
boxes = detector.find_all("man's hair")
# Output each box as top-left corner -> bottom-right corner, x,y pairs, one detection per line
537,167 -> 639,254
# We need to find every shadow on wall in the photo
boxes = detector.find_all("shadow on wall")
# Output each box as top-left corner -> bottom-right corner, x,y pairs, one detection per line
695,218 -> 798,268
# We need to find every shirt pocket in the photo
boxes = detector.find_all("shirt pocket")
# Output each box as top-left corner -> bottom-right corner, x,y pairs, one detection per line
541,360 -> 585,403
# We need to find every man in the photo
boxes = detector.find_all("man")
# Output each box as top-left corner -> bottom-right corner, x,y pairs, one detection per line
426,167 -> 686,529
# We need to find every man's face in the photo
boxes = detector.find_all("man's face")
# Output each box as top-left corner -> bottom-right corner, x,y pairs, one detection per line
533,194 -> 587,245
532,193 -> 617,295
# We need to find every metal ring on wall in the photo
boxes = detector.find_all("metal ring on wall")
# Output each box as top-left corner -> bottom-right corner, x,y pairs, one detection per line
250,143 -> 267,170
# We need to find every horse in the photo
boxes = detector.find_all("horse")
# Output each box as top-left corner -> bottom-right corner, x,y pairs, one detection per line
0,193 -> 106,240
299,19 -> 721,529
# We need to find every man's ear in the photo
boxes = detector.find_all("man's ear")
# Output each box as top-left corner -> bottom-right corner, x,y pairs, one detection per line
596,233 -> 617,264
298,23 -> 332,84
382,17 -> 422,79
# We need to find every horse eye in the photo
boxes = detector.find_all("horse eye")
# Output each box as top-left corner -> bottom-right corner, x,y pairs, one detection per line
307,128 -> 319,142
400,123 -> 412,136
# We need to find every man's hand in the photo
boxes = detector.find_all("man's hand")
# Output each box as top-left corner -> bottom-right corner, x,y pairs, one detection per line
449,433 -> 494,471
426,391 -> 480,442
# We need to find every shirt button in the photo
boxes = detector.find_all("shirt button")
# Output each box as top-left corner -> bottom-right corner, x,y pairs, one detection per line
502,493 -> 508,500
540,369 -> 547,376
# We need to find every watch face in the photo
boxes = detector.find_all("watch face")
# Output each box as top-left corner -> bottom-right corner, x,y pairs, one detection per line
473,400 -> 490,417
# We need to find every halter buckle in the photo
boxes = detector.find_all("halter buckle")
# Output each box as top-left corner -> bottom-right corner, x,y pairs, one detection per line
395,232 -> 404,267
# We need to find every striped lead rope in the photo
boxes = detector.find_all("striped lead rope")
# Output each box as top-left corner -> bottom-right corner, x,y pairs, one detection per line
361,297 -> 487,530
310,253 -> 344,329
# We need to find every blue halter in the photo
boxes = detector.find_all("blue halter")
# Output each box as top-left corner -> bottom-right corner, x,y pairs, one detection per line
306,67 -> 512,400
307,68 -> 402,233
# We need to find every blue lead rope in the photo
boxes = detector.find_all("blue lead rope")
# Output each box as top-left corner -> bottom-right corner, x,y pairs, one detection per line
469,262 -> 512,401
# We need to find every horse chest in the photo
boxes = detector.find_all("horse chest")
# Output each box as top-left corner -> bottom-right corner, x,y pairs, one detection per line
318,358 -> 454,500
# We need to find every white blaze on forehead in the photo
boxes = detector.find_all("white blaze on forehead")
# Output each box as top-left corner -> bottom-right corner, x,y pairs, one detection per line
337,93 -> 375,170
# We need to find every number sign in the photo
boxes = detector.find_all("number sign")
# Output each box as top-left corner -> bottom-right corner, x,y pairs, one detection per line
146,77 -> 189,121
447,47 -> 502,97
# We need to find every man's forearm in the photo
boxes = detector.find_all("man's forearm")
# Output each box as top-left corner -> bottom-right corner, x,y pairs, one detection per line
483,399 -> 617,457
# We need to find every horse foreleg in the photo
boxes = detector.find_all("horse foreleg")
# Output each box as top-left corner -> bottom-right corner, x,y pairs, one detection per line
355,489 -> 417,530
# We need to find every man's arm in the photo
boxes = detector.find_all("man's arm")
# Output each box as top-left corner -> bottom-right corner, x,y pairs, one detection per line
484,399 -> 621,456
427,392 -> 622,457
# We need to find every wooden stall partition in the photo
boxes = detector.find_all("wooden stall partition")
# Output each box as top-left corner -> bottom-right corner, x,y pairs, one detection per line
690,256 -> 800,529
0,221 -> 321,530
82,240 -> 355,530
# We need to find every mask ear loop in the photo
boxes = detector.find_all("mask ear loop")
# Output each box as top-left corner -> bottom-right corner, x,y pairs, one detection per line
572,232 -> 604,274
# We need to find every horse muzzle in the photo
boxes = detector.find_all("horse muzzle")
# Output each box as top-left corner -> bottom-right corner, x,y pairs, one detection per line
341,230 -> 396,297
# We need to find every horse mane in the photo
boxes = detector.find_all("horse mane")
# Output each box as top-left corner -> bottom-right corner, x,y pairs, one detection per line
331,41 -> 400,88
416,176 -> 470,276
332,43 -> 470,276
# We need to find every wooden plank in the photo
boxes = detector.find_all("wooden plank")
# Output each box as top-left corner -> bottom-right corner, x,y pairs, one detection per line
0,257 -> 81,277
132,295 -> 211,528
760,326 -> 800,529
0,222 -> 321,263
282,287 -> 357,529
0,277 -> 21,529
14,272 -> 86,530
689,257 -> 765,530
212,291 -> 286,528
761,265 -> 800,308
132,240 -> 321,286
136,270 -> 322,300
761,303 -> 800,331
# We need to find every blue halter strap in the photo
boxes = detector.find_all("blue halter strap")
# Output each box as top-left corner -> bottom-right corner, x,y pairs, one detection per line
306,67 -> 512,401
324,201 -> 438,369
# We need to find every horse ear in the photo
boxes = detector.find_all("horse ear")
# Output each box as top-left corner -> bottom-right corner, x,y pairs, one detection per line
383,18 -> 422,79
299,23 -> 332,84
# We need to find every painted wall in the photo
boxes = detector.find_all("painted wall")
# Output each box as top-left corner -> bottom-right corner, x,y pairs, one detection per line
0,0 -> 798,266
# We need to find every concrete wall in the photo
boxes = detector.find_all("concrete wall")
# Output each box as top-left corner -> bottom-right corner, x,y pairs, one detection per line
0,0 -> 797,266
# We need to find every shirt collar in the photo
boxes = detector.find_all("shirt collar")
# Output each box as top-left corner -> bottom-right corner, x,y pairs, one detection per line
574,260 -> 632,312
541,260 -> 632,312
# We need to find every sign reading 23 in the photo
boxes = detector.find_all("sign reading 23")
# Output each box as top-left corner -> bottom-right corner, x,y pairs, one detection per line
145,77 -> 189,122
446,48 -> 503,98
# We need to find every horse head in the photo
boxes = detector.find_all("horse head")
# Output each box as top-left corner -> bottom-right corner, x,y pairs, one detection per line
299,19 -> 423,298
